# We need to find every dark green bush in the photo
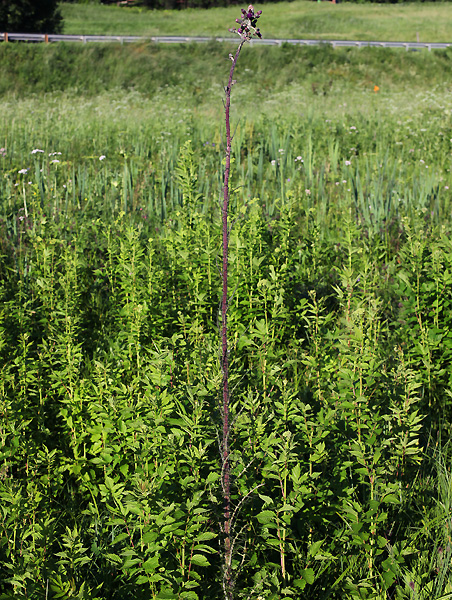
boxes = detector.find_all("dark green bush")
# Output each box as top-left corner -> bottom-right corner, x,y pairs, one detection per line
0,0 -> 63,34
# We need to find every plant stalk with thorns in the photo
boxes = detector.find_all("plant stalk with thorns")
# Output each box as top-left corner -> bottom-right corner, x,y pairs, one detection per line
221,6 -> 262,599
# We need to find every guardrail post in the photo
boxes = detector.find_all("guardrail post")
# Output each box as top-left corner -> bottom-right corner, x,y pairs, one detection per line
45,34 -> 49,44
4,32 -> 7,43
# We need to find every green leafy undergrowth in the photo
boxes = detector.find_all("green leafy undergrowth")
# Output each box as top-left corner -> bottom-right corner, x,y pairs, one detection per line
1,96 -> 452,598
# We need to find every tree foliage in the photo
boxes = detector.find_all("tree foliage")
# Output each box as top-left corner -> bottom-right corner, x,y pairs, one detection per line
0,0 -> 63,34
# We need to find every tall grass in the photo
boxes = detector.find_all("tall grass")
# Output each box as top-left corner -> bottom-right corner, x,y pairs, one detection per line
1,42 -> 452,98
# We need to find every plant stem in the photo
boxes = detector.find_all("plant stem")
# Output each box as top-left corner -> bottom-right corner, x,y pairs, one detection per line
222,38 -> 245,600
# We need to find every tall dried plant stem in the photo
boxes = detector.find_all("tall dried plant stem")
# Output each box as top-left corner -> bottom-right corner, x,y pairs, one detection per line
222,38 -> 245,600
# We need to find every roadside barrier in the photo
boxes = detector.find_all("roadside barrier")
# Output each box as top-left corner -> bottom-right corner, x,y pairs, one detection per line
0,32 -> 451,51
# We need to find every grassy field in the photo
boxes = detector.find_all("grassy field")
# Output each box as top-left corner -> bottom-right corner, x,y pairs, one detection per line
60,0 -> 452,41
2,9 -> 452,599
1,41 -> 452,98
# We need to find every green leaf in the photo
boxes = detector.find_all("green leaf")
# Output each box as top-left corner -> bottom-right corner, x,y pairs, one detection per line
161,521 -> 183,534
382,494 -> 400,504
381,568 -> 396,588
258,494 -> 274,506
142,531 -> 158,544
355,467 -> 369,476
144,555 -> 159,573
104,475 -> 116,492
183,581 -> 200,589
308,540 -> 323,557
190,554 -> 210,567
194,531 -> 217,542
257,510 -> 275,525
292,464 -> 301,481
206,472 -> 220,484
112,532 -> 129,545
126,501 -> 143,515
156,590 -> 178,599
105,553 -> 122,565
301,568 -> 315,585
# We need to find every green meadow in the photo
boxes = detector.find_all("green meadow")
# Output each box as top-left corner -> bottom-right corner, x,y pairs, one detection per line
1,8 -> 452,599
60,0 -> 452,42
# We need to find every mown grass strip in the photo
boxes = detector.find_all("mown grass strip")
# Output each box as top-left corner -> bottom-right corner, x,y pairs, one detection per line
60,0 -> 452,42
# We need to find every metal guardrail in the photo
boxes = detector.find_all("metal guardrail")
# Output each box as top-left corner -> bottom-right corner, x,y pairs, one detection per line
1,32 -> 451,50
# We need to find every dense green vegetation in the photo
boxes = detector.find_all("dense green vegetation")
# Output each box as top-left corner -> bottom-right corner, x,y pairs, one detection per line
1,41 -> 452,98
59,1 -> 452,41
2,22 -> 452,600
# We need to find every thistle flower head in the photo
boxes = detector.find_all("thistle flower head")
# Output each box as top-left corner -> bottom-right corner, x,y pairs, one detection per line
229,5 -> 262,41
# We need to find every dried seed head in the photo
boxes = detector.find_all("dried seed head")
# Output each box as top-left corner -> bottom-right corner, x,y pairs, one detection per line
231,5 -> 262,41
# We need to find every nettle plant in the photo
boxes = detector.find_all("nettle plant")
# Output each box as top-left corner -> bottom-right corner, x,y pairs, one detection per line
220,6 -> 262,600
